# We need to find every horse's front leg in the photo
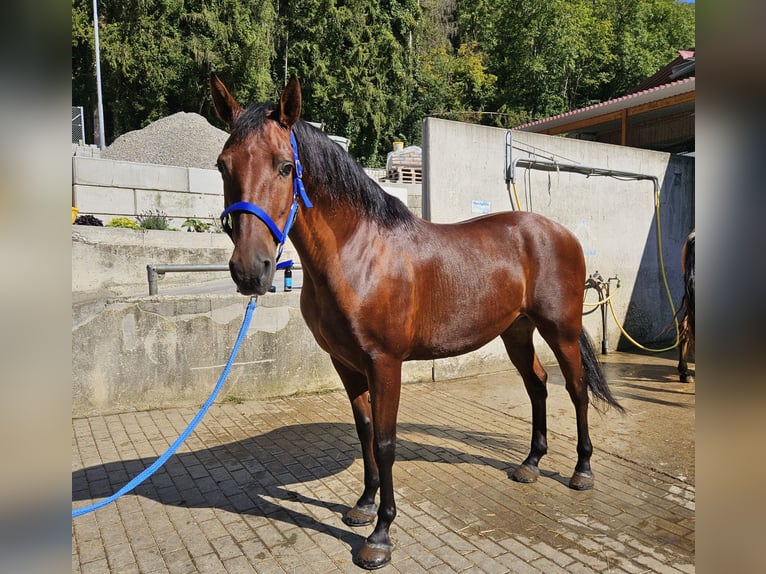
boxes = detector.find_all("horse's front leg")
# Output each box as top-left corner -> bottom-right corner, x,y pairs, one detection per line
354,357 -> 402,570
331,358 -> 380,527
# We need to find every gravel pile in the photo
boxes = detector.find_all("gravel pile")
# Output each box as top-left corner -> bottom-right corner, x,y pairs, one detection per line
102,112 -> 229,170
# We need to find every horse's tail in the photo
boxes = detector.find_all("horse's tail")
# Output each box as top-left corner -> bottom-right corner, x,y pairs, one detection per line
580,329 -> 625,414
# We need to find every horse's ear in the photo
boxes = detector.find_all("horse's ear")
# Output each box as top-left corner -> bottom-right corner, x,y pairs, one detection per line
277,76 -> 302,128
210,73 -> 243,128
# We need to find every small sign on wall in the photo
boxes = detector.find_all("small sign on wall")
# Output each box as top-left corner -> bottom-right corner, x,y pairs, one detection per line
471,200 -> 491,214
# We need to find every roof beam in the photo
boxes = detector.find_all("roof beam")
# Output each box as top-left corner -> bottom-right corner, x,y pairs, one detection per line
627,91 -> 695,117
540,91 -> 695,137
542,110 -> 623,135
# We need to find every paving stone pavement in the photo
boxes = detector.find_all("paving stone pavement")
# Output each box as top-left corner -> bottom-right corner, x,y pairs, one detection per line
72,350 -> 695,573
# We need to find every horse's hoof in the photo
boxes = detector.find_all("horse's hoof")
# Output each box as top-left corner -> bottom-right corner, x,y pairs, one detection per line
511,464 -> 540,484
680,374 -> 694,383
342,503 -> 377,527
569,471 -> 594,491
354,541 -> 392,570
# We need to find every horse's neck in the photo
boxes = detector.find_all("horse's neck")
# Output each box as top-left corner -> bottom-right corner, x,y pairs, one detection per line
290,194 -> 365,278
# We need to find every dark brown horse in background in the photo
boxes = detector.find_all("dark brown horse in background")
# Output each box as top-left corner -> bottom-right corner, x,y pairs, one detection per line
211,74 -> 623,570
678,230 -> 695,382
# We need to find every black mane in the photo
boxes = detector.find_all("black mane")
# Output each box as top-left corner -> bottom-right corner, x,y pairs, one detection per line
229,102 -> 416,230
227,101 -> 271,143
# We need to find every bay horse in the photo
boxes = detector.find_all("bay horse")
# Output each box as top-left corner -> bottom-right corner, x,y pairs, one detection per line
211,74 -> 623,570
678,229 -> 695,382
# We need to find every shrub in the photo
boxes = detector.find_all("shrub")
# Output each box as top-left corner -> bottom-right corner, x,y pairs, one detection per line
208,212 -> 224,233
181,218 -> 212,232
137,209 -> 170,230
106,217 -> 139,229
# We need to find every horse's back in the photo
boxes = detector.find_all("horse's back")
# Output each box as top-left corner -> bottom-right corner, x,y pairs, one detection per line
434,210 -> 586,279
435,210 -> 580,247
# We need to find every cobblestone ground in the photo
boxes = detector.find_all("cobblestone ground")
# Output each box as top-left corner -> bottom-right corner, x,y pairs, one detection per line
72,350 -> 694,573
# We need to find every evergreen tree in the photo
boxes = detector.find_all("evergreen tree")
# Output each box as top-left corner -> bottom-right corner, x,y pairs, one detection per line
71,0 -> 694,164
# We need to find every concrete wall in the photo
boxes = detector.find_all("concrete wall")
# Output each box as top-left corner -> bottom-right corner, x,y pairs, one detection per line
72,155 -> 423,225
71,227 -> 430,417
72,156 -> 225,227
72,226 -> 236,297
422,118 -> 694,374
73,290 -> 432,418
73,293 -> 331,416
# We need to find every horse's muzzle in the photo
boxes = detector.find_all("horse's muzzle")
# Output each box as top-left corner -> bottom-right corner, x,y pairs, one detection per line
229,256 -> 274,296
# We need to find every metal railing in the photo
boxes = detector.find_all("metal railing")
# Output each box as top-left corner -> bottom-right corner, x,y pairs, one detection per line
147,264 -> 230,295
146,262 -> 301,295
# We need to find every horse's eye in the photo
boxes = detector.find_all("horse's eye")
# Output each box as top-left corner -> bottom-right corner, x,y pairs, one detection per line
279,162 -> 293,177
216,158 -> 228,177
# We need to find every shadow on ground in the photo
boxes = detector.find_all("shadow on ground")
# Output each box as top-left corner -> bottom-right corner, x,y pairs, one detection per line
73,422 -> 529,552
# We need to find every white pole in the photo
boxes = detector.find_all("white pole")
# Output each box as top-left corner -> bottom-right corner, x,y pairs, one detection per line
93,0 -> 106,149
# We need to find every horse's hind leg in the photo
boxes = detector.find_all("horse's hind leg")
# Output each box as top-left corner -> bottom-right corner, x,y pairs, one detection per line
501,318 -> 549,484
538,324 -> 595,491
331,357 -> 379,527
678,315 -> 694,383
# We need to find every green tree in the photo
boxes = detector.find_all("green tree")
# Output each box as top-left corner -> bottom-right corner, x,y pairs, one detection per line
72,0 -> 694,163
401,0 -> 497,134
72,0 -> 277,143
454,0 -> 693,124
412,41 -> 497,123
278,0 -> 420,165
594,0 -> 695,97
481,0 -> 616,120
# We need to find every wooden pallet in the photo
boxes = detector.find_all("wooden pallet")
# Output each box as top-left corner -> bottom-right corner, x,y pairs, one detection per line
386,167 -> 422,184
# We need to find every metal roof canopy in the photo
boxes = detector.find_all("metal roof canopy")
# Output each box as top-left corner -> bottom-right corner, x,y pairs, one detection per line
514,77 -> 695,151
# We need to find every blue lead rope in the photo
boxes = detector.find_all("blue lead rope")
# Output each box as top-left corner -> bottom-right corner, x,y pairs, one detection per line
72,296 -> 258,518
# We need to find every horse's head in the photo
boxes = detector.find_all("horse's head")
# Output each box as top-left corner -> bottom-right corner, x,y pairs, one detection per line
211,73 -> 306,295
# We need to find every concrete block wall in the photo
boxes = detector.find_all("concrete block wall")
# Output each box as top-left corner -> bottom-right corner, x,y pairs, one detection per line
72,156 -> 225,227
73,158 -> 424,227
72,226 -> 237,297
365,167 -> 423,218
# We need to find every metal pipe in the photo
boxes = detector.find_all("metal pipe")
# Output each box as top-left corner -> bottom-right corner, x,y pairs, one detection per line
92,0 -> 106,149
509,156 -> 658,188
600,282 -> 609,354
504,132 -> 660,205
146,262 -> 302,295
585,272 -> 609,355
147,264 -> 230,295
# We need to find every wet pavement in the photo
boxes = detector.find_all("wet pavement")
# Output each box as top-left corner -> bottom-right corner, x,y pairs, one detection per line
72,350 -> 694,573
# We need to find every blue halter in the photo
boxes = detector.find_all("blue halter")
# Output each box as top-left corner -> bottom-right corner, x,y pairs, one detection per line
220,131 -> 313,261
